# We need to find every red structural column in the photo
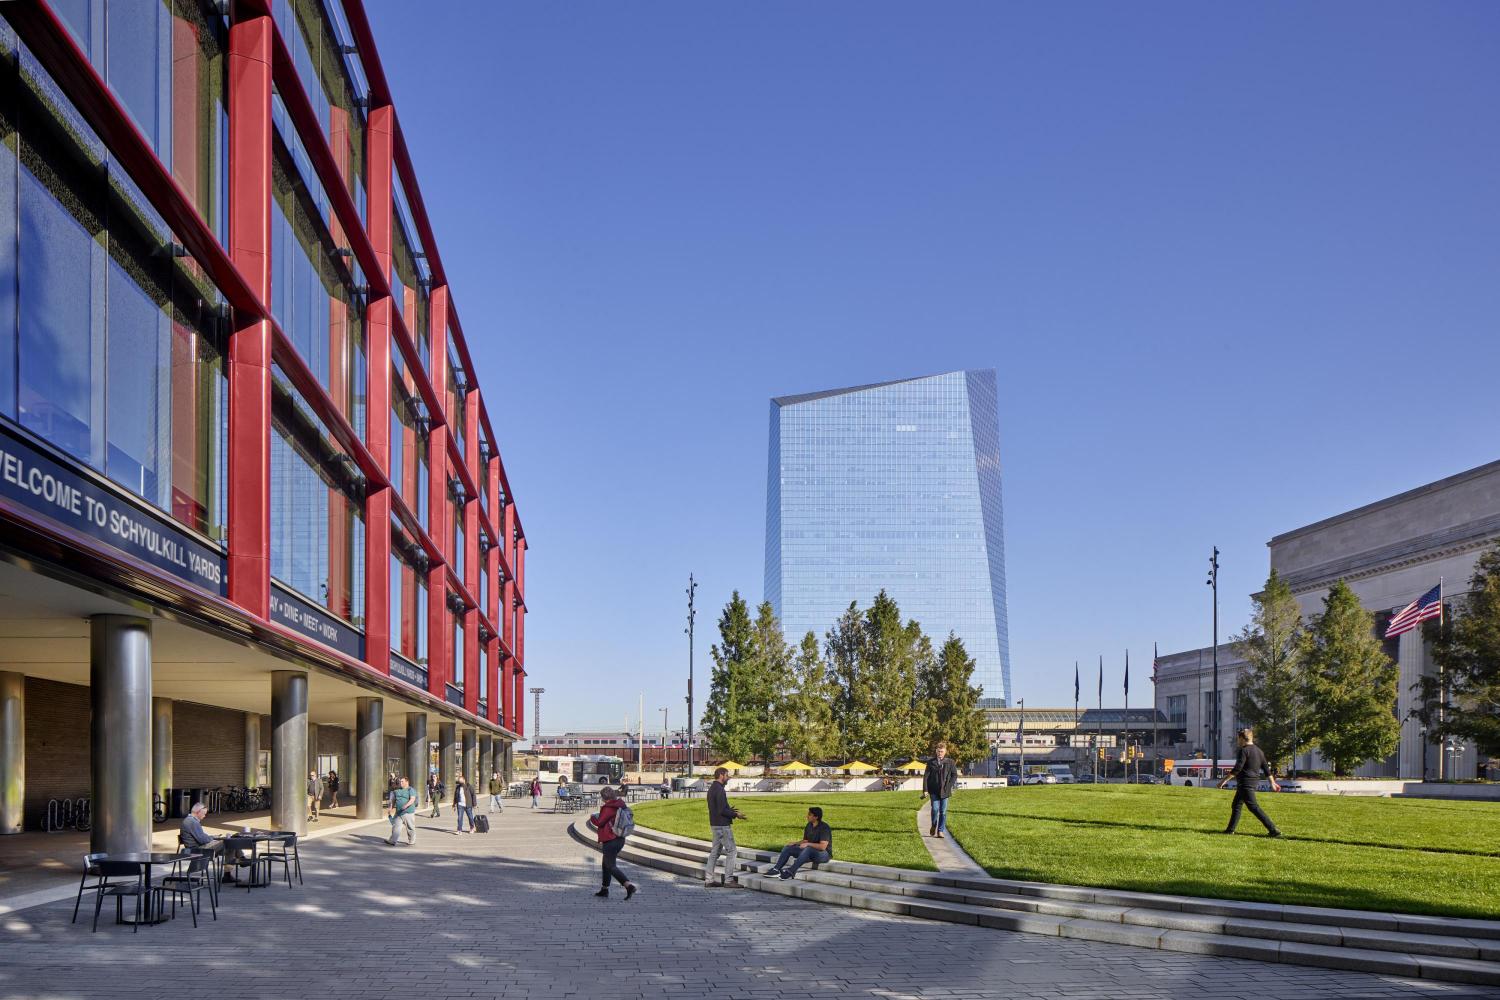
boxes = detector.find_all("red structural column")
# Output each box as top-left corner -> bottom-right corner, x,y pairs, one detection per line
462,390 -> 480,714
514,668 -> 525,739
485,456 -> 500,723
499,654 -> 514,732
226,14 -> 274,619
516,541 -> 526,666
362,105 -> 395,673
426,285 -> 451,698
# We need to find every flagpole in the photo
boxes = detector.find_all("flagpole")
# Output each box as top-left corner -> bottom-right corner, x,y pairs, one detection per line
1152,642 -> 1160,783
1073,661 -> 1079,778
1096,655 -> 1103,785
1124,650 -> 1130,785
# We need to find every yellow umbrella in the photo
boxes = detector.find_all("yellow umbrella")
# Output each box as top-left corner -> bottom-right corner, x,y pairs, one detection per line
779,761 -> 814,772
843,761 -> 878,773
716,761 -> 747,771
900,760 -> 927,772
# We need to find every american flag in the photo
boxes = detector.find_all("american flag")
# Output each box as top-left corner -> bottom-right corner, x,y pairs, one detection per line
1385,583 -> 1442,638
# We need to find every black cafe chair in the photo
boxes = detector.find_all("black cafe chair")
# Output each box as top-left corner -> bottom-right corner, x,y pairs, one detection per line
91,859 -> 149,933
71,853 -> 107,924
222,835 -> 268,888
261,832 -> 302,887
158,850 -> 216,926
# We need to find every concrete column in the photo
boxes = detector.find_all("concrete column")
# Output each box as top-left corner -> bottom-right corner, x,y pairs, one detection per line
271,671 -> 308,837
462,728 -> 477,793
0,672 -> 23,835
404,713 -> 427,791
502,741 -> 512,782
438,721 -> 456,795
479,733 -> 493,787
1397,630 -> 1424,779
90,615 -> 153,855
151,697 -> 173,805
244,712 -> 261,787
308,722 -> 320,777
356,697 -> 384,819
346,727 -> 358,800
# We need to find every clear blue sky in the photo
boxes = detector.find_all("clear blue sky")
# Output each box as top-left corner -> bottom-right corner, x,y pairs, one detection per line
367,2 -> 1500,737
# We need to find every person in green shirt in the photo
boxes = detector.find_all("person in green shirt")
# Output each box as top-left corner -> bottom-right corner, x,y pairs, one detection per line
488,772 -> 505,814
387,776 -> 418,846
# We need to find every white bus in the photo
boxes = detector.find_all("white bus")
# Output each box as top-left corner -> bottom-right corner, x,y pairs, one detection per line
1168,760 -> 1237,787
536,754 -> 625,785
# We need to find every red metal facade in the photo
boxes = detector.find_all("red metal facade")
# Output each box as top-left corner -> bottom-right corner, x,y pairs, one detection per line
3,0 -> 527,738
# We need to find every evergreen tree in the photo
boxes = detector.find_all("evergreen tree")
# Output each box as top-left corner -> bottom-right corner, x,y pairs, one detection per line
857,590 -> 925,765
784,631 -> 838,763
1421,544 -> 1500,758
824,601 -> 868,764
1231,570 -> 1310,772
1302,580 -> 1400,775
917,634 -> 990,766
746,601 -> 791,770
701,592 -> 755,762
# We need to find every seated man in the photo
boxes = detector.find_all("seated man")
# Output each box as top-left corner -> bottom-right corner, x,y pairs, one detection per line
180,802 -> 216,848
763,806 -> 832,881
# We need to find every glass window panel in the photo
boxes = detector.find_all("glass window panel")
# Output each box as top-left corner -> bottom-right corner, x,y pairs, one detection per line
0,24 -> 18,421
106,1 -> 168,156
451,609 -> 463,691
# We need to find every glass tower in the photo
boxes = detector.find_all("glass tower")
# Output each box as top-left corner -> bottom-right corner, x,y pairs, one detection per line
765,370 -> 1011,707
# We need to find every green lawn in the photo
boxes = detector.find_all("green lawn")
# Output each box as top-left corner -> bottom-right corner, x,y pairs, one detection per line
632,791 -> 937,871
948,785 -> 1500,919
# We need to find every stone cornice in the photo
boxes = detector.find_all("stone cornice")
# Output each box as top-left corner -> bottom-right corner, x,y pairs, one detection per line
1277,516 -> 1500,595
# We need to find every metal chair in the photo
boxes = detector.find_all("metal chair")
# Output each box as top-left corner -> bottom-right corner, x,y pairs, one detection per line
261,832 -> 302,887
90,859 -> 149,933
71,853 -> 107,924
222,835 -> 268,889
158,850 -> 216,926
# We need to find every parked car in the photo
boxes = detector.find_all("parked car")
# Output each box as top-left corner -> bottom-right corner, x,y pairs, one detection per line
1126,774 -> 1160,784
1023,774 -> 1058,785
1004,774 -> 1022,786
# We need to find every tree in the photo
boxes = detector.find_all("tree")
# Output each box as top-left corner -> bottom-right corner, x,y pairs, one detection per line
1420,544 -> 1500,759
1231,570 -> 1311,772
824,601 -> 868,764
1302,580 -> 1400,776
783,631 -> 838,763
917,634 -> 990,767
854,590 -> 925,766
701,592 -> 756,763
745,601 -> 791,771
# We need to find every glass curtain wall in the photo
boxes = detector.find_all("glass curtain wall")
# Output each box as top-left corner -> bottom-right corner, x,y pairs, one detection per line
389,522 -> 427,668
479,643 -> 487,706
0,22 -> 228,539
270,93 -> 367,438
274,0 -> 366,223
389,353 -> 427,524
450,604 -> 464,693
391,175 -> 428,368
445,331 -> 465,458
270,366 -> 365,624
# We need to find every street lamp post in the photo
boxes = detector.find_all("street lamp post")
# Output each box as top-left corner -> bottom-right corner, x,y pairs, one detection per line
660,707 -> 669,782
1420,725 -> 1428,782
685,574 -> 697,779
1206,547 -> 1220,780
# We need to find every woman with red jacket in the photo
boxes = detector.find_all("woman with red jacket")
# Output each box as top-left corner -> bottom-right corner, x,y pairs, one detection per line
588,786 -> 637,899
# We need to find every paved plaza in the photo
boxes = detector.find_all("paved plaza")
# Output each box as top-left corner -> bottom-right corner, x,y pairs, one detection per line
0,804 -> 1495,1000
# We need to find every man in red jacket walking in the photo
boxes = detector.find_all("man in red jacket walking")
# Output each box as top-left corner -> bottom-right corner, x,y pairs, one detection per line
588,786 -> 638,900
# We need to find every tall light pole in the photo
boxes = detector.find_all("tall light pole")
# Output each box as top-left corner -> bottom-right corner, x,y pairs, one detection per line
1206,547 -> 1220,779
685,574 -> 698,778
660,707 -> 669,782
528,688 -> 545,747
1017,698 -> 1026,779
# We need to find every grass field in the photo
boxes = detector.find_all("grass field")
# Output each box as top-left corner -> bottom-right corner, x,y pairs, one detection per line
631,791 -> 936,871
948,785 -> 1500,919
633,786 -> 1500,918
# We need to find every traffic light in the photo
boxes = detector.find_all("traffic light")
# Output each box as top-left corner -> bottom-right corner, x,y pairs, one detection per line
1097,748 -> 1105,761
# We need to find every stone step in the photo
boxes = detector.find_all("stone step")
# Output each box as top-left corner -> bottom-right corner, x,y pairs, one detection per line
589,824 -> 1500,987
629,824 -> 1500,942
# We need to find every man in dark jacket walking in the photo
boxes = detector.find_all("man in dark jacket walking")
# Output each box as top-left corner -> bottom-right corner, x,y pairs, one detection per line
703,767 -> 745,887
1218,728 -> 1282,837
923,742 -> 959,838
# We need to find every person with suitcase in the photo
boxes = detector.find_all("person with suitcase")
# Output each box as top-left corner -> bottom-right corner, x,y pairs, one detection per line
453,774 -> 476,834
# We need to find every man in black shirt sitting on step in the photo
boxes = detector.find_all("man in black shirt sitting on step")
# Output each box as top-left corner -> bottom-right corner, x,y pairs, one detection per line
1218,727 -> 1282,837
763,807 -> 833,881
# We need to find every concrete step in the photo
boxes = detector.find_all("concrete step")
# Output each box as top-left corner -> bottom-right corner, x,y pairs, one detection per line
590,823 -> 1500,988
629,824 -> 1500,942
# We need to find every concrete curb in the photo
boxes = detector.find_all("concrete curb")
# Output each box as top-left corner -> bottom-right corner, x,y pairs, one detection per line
577,822 -> 1500,989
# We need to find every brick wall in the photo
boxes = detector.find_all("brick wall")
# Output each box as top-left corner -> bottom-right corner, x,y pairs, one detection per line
172,701 -> 248,789
23,678 -> 89,827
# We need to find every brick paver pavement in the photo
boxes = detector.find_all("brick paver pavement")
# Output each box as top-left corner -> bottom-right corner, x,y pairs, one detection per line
0,801 -> 1494,1000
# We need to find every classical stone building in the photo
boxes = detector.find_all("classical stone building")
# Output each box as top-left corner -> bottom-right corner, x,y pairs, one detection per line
1156,460 -> 1500,779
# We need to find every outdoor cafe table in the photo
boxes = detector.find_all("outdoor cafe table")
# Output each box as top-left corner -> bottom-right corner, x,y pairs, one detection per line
221,830 -> 280,888
100,852 -> 186,926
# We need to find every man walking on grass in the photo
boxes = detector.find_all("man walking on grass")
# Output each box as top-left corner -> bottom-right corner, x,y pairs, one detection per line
923,742 -> 958,838
703,767 -> 745,888
1218,728 -> 1282,837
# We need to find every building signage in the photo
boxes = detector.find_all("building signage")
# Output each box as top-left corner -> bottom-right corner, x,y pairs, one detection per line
269,583 -> 364,659
0,422 -> 226,594
390,653 -> 428,690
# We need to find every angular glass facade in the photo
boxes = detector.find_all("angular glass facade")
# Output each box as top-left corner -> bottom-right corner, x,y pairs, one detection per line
765,370 -> 1011,706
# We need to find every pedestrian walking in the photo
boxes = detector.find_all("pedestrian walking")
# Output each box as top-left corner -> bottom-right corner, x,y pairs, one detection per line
1218,728 -> 1282,837
306,770 -> 323,823
386,776 -> 418,846
922,742 -> 958,838
488,772 -> 505,813
427,773 -> 443,818
453,774 -> 475,834
529,776 -> 542,810
587,786 -> 637,899
703,766 -> 745,888
326,769 -> 341,809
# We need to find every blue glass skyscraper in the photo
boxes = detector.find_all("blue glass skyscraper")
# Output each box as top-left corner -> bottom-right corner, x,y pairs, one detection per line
765,370 -> 1011,707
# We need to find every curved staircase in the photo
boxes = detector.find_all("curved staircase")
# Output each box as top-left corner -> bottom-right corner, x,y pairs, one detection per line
568,821 -> 1500,987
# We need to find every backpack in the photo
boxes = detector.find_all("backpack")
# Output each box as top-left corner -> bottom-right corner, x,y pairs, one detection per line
611,803 -> 635,839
